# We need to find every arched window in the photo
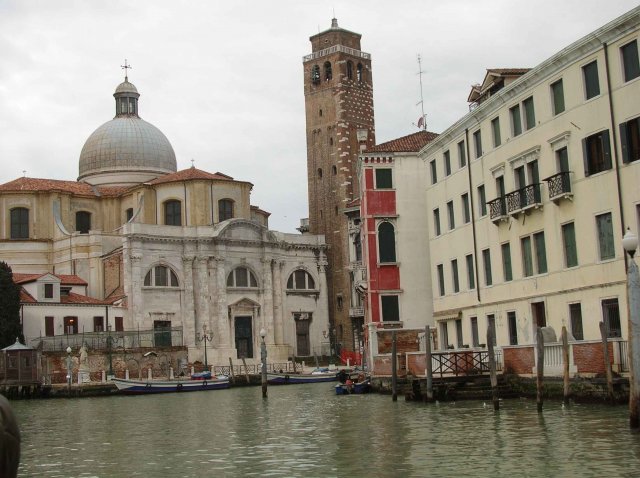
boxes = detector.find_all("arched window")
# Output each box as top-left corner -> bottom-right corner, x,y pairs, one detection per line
227,267 -> 258,288
324,61 -> 332,81
357,63 -> 364,82
317,168 -> 323,178
144,265 -> 179,287
10,207 -> 29,239
218,199 -> 234,222
287,269 -> 316,290
75,211 -> 91,234
311,65 -> 320,85
347,61 -> 354,80
378,222 -> 396,263
332,165 -> 337,175
164,200 -> 182,226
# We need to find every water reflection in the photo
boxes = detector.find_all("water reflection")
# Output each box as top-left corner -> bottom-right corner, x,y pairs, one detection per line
12,385 -> 640,477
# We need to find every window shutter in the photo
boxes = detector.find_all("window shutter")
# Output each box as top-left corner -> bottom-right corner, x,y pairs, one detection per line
620,122 -> 629,163
602,130 -> 612,170
582,138 -> 590,176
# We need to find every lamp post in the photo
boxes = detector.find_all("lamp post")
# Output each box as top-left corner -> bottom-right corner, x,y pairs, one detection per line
66,346 -> 72,393
623,228 -> 640,429
196,324 -> 213,371
260,328 -> 267,398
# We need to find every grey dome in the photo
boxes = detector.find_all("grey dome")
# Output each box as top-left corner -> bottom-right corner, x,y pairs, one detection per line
78,117 -> 177,180
115,79 -> 138,95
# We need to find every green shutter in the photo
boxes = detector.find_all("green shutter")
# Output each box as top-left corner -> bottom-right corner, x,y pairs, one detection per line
602,130 -> 612,170
620,122 -> 629,163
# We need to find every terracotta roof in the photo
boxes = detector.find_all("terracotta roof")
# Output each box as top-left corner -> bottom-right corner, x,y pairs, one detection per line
486,68 -> 531,75
13,273 -> 88,286
19,288 -> 36,303
0,177 -> 129,197
250,205 -> 271,217
147,167 -> 243,185
366,130 -> 439,153
60,292 -> 111,305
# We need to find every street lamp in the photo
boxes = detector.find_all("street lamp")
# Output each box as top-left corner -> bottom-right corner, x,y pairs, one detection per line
196,324 -> 213,371
623,228 -> 640,429
66,346 -> 72,393
260,328 -> 267,398
106,325 -> 115,379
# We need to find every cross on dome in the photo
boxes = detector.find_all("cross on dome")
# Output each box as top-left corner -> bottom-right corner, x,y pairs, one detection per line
121,59 -> 133,81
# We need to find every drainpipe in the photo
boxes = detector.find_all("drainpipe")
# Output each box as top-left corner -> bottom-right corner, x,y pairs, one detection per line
465,128 -> 481,302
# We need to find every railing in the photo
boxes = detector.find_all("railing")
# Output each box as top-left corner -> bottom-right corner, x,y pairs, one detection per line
545,171 -> 572,200
505,183 -> 542,214
431,350 -> 503,378
488,197 -> 507,221
303,44 -> 371,62
213,362 -> 296,376
31,327 -> 184,352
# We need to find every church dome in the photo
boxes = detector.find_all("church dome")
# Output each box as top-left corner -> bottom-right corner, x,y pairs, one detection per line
78,75 -> 177,186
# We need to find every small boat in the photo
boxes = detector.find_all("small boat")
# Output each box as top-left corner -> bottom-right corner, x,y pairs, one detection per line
190,371 -> 212,380
112,376 -> 230,394
335,379 -> 371,395
267,369 -> 338,385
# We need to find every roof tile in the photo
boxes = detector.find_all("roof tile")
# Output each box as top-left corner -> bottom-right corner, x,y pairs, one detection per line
366,130 -> 439,153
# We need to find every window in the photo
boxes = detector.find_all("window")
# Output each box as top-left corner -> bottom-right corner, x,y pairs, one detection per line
437,264 -> 445,296
324,61 -> 332,81
381,295 -> 399,321
491,117 -> 501,147
44,283 -> 54,299
354,234 -> 362,262
347,61 -> 354,80
461,193 -> 470,224
451,259 -> 460,293
93,316 -> 104,332
621,40 -> 639,82
583,60 -> 600,99
375,168 -> 393,189
332,165 -> 337,175
10,207 -> 29,239
602,298 -> 621,338
115,317 -> 124,332
466,254 -> 475,290
582,130 -> 612,176
378,222 -> 396,263
473,130 -> 482,158
501,242 -> 513,282
596,212 -> 615,260
144,265 -> 179,287
458,140 -> 466,167
456,319 -> 463,348
522,236 -> 534,277
357,63 -> 364,82
218,199 -> 234,222
447,201 -> 455,230
482,249 -> 492,286
444,151 -> 451,176
311,65 -> 320,84
477,185 -> 487,216
286,269 -> 315,290
523,96 -> 536,130
164,200 -> 182,226
433,208 -> 441,236
430,159 -> 437,184
45,316 -> 54,337
126,208 -> 134,221
534,231 -> 548,274
569,303 -> 584,340
75,211 -> 91,234
521,232 -> 547,276
507,311 -> 518,345
551,79 -> 565,115
510,104 -> 522,136
562,222 -> 578,267
228,267 -> 259,288
64,316 -> 78,335
620,116 -> 640,163
440,322 -> 449,350
317,168 -> 323,178
557,147 -> 570,173
470,317 -> 479,347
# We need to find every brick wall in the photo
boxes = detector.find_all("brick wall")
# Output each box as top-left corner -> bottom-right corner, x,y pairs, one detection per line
377,329 -> 420,354
103,250 -> 123,299
503,346 -> 535,374
573,342 -> 613,374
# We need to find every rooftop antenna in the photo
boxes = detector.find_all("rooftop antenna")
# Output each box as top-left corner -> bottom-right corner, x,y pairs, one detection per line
22,170 -> 26,177
414,54 -> 427,131
121,59 -> 133,81
191,159 -> 195,168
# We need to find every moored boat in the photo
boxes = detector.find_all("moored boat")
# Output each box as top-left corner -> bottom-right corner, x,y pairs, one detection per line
335,379 -> 371,395
267,369 -> 338,385
112,376 -> 230,394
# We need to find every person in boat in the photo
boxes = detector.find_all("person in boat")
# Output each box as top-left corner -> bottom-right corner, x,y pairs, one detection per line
0,394 -> 20,478
345,378 -> 354,393
337,369 -> 348,383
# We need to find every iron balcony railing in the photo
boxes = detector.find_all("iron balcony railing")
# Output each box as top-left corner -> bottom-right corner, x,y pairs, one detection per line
303,44 -> 371,62
544,171 -> 572,200
488,197 -> 507,221
505,183 -> 542,214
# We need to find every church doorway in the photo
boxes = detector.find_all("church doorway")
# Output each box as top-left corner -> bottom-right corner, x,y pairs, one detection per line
153,320 -> 172,347
235,316 -> 253,359
294,313 -> 311,356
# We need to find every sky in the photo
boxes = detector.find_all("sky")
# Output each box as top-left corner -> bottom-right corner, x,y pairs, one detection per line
0,0 -> 638,233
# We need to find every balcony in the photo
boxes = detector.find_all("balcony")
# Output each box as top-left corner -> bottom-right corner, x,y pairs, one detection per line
544,171 -> 572,203
505,183 -> 542,215
487,197 -> 507,224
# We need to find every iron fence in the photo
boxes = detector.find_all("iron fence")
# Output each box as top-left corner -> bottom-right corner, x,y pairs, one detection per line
505,184 -> 541,214
488,197 -> 507,220
545,171 -> 572,199
214,362 -> 295,376
431,350 -> 503,378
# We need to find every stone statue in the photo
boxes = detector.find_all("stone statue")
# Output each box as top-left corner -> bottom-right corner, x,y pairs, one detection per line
79,343 -> 88,366
78,343 -> 90,384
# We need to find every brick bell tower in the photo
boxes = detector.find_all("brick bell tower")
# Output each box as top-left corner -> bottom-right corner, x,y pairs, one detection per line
302,18 -> 375,353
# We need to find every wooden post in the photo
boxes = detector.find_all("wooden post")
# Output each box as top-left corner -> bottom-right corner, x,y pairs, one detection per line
536,327 -> 544,413
487,325 -> 499,411
425,326 -> 433,402
240,357 -> 250,383
561,326 -> 570,405
599,321 -> 614,403
391,330 -> 398,402
228,357 -> 236,384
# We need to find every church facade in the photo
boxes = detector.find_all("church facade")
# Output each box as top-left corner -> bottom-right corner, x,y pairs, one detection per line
0,75 -> 329,365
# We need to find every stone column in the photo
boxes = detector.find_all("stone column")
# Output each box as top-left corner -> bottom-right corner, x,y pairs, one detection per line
272,260 -> 285,344
182,255 -> 196,347
207,259 -> 218,346
196,256 -> 211,335
129,253 -> 144,327
262,258 -> 274,343
215,257 -> 230,347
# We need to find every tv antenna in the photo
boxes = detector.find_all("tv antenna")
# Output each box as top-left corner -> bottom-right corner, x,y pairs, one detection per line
414,54 -> 427,131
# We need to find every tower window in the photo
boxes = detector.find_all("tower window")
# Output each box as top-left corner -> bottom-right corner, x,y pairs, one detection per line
317,168 -> 323,178
347,61 -> 354,80
332,165 -> 337,175
319,108 -> 323,117
357,63 -> 364,82
75,211 -> 91,234
324,61 -> 332,81
311,65 -> 320,85
329,137 -> 333,146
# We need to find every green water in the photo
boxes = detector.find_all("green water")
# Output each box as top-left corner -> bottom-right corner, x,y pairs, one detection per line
11,384 -> 640,477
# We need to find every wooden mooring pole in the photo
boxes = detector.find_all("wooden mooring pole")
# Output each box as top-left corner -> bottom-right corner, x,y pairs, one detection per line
228,357 -> 236,384
425,326 -> 433,402
536,327 -> 544,413
391,330 -> 398,402
487,325 -> 499,411
599,321 -> 614,403
241,357 -> 251,384
561,327 -> 570,405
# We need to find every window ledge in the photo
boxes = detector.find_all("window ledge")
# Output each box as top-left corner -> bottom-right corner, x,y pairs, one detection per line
142,286 -> 181,290
286,289 -> 320,295
378,262 -> 400,267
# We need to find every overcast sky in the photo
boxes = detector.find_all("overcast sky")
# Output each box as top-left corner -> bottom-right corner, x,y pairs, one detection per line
1,1 -> 637,232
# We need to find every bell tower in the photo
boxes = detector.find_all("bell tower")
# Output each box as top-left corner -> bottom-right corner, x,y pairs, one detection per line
302,18 -> 375,352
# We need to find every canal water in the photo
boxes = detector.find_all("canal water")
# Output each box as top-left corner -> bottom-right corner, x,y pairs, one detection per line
12,383 -> 640,477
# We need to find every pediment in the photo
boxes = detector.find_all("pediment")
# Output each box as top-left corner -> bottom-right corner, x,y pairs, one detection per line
214,219 -> 266,242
